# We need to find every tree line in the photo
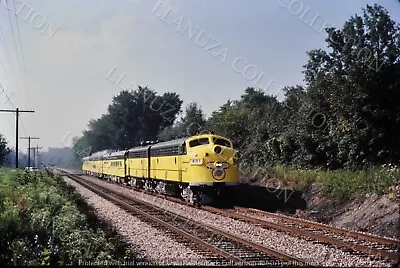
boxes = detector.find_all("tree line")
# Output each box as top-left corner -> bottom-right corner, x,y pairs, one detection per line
1,5 -> 397,171
67,4 -> 398,170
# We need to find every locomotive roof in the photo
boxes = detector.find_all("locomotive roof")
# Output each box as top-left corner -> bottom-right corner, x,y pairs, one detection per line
150,137 -> 188,149
186,133 -> 230,141
87,149 -> 114,160
127,145 -> 151,152
110,150 -> 127,156
83,134 -> 232,161
104,150 -> 126,159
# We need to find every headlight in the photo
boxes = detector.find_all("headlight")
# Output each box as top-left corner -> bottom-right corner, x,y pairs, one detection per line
214,146 -> 222,154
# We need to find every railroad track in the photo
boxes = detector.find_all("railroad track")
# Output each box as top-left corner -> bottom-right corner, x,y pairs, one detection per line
59,170 -> 305,266
57,169 -> 398,266
202,206 -> 399,265
117,170 -> 398,265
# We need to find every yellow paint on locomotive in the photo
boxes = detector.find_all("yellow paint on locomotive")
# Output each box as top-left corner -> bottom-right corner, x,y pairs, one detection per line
150,155 -> 181,182
82,160 -> 91,172
126,158 -> 148,178
147,134 -> 239,185
102,160 -> 110,175
104,159 -> 125,178
85,159 -> 103,175
82,134 -> 240,186
181,134 -> 239,185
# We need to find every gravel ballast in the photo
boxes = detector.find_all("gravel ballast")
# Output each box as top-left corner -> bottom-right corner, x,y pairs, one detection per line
63,177 -> 211,266
78,175 -> 392,267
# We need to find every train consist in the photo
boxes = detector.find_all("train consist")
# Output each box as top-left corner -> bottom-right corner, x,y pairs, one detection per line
81,133 -> 240,204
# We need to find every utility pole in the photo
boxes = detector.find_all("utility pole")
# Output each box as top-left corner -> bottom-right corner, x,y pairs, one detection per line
29,145 -> 42,168
32,147 -> 35,167
20,136 -> 39,168
0,108 -> 34,168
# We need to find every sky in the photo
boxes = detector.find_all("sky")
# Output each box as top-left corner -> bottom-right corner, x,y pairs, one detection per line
0,0 -> 399,152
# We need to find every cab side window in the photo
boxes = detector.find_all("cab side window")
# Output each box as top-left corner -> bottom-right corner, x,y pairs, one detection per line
213,138 -> 232,148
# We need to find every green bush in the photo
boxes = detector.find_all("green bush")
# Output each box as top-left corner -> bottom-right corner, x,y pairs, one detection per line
244,165 -> 400,201
0,169 -> 139,266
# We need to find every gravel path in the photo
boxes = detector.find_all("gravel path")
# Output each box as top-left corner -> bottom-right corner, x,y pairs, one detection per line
63,177 -> 211,266
79,175 -> 392,267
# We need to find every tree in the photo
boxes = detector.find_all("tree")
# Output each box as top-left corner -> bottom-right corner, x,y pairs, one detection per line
71,4 -> 400,170
73,86 -> 183,154
207,4 -> 399,169
0,134 -> 8,166
158,102 -> 206,140
303,4 -> 400,167
208,88 -> 286,166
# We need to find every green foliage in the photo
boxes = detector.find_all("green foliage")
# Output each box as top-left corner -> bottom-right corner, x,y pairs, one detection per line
158,102 -> 206,140
0,169 -> 138,265
200,4 -> 400,200
207,4 -> 400,170
269,165 -> 400,201
72,5 -> 399,172
73,86 -> 183,155
301,4 -> 400,168
71,86 -> 183,167
0,134 -> 8,166
67,4 -> 399,199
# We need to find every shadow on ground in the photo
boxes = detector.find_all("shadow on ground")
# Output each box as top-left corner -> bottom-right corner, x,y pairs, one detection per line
228,183 -> 307,214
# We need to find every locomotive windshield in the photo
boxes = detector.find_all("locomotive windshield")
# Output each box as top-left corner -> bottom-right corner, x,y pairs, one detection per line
213,138 -> 232,148
189,138 -> 209,147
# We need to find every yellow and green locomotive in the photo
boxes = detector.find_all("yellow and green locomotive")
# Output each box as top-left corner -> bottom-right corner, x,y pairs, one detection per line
82,134 -> 239,203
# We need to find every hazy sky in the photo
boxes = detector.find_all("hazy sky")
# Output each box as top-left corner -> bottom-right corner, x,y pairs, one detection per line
0,0 -> 399,152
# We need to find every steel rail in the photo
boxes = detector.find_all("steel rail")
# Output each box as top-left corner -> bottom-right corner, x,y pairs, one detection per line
63,172 -> 305,266
65,174 -> 243,264
230,207 -> 399,263
235,207 -> 400,247
57,168 -> 397,264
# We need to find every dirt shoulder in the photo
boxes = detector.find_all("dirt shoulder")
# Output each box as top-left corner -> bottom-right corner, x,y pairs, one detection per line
235,180 -> 399,240
296,185 -> 400,240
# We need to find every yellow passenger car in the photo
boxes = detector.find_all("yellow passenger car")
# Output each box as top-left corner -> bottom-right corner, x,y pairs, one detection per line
82,157 -> 91,173
82,149 -> 113,177
103,151 -> 127,182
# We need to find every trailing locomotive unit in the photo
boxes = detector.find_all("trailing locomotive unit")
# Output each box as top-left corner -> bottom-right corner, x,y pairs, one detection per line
81,134 -> 239,203
82,149 -> 114,177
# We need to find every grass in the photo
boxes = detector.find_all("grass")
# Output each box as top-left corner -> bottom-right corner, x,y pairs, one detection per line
242,164 -> 400,201
0,168 -> 140,266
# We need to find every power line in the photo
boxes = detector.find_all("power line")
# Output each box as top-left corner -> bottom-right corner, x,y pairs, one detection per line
0,81 -> 21,134
0,108 -> 35,168
0,82 -> 16,108
0,28 -> 27,136
5,2 -> 23,82
5,1 -> 32,110
0,5 -> 32,145
11,0 -> 33,110
0,27 -> 21,96
28,145 -> 42,168
0,51 -> 17,96
0,84 -> 16,131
